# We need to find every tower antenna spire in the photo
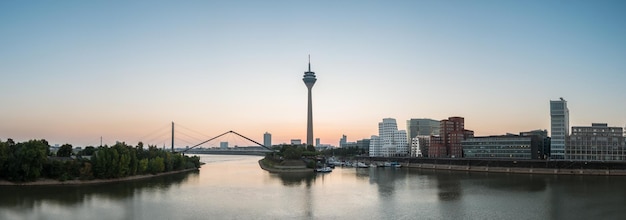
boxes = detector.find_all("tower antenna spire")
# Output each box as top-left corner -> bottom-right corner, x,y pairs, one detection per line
308,54 -> 311,72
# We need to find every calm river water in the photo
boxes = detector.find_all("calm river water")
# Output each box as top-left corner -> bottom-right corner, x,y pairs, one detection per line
2,155 -> 626,219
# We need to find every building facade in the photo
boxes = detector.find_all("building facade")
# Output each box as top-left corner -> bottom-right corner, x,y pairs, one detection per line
369,118 -> 408,157
429,117 -> 474,158
220,142 -> 228,149
566,123 -> 625,161
406,118 -> 440,144
462,135 -> 542,159
263,132 -> 271,148
343,139 -> 370,154
290,139 -> 302,145
339,135 -> 347,148
410,135 -> 430,157
520,129 -> 550,159
550,98 -> 569,159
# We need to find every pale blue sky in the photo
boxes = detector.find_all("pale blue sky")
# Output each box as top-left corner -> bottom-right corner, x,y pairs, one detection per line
1,0 -> 625,146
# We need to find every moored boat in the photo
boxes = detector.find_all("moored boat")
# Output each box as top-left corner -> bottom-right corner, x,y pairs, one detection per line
356,162 -> 368,168
315,167 -> 332,173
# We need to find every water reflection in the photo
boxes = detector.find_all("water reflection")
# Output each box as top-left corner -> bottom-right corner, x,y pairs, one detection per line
271,172 -> 316,187
0,170 -> 198,209
367,168 -> 408,197
476,173 -> 547,192
431,171 -> 463,201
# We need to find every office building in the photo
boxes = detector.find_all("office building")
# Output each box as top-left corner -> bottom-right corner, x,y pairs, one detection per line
429,117 -> 474,158
291,139 -> 302,145
406,118 -> 440,143
520,129 -> 550,159
463,134 -> 542,159
550,98 -> 569,159
220,142 -> 228,149
263,132 -> 271,148
339,135 -> 347,148
566,123 -> 625,161
344,139 -> 371,152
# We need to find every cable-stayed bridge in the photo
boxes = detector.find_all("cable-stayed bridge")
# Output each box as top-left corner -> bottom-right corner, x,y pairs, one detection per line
136,122 -> 273,155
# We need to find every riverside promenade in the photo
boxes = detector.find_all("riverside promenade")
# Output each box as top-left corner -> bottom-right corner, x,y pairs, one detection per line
359,157 -> 626,176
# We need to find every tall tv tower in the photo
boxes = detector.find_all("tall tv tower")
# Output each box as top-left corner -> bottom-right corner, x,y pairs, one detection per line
302,55 -> 317,147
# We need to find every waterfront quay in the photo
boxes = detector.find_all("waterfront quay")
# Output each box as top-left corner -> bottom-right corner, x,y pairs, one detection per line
359,157 -> 626,176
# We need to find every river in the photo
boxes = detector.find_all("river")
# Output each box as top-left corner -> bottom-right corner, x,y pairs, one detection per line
1,155 -> 625,219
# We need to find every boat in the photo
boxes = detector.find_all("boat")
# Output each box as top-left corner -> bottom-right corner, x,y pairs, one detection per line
382,162 -> 391,167
356,162 -> 368,168
316,167 -> 332,173
369,163 -> 377,168
390,162 -> 402,168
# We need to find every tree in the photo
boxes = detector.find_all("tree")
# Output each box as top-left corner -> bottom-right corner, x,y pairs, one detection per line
57,144 -> 73,157
6,140 -> 49,181
81,146 -> 95,156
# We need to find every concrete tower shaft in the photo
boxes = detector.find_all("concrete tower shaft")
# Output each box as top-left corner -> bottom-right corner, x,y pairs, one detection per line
302,56 -> 316,146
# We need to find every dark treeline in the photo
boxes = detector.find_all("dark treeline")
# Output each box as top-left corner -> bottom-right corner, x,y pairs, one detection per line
0,139 -> 201,182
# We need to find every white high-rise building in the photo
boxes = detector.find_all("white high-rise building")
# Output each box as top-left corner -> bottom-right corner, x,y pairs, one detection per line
550,98 -> 569,160
369,118 -> 408,157
369,135 -> 381,156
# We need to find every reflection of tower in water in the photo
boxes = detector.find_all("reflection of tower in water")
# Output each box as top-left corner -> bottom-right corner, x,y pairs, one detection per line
274,172 -> 315,217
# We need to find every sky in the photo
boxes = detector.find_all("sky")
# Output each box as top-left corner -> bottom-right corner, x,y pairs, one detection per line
1,0 -> 625,147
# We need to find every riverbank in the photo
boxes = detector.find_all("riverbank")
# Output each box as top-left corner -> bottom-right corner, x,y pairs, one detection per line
360,157 -> 626,176
0,168 -> 199,186
258,159 -> 313,173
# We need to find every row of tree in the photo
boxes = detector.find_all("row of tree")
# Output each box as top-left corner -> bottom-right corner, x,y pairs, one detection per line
0,139 -> 201,182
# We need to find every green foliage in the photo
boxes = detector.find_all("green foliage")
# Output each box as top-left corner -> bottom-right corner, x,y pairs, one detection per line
1,139 -> 49,182
80,146 -> 96,156
306,160 -> 316,169
79,162 -> 94,180
57,144 -> 73,157
0,139 -> 201,182
138,158 -> 149,174
276,145 -> 318,160
148,157 -> 165,174
306,145 -> 315,152
321,147 -> 363,157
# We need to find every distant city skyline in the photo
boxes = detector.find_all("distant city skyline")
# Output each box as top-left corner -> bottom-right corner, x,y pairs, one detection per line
1,1 -> 625,147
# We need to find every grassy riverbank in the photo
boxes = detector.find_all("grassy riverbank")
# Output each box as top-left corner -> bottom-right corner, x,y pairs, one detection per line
258,158 -> 313,173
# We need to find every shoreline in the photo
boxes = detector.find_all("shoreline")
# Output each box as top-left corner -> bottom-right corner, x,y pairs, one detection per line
0,168 -> 199,186
360,157 -> 626,176
258,159 -> 313,173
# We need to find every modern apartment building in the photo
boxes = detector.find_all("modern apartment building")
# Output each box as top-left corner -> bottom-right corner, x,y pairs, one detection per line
410,135 -> 430,157
566,123 -> 625,161
369,118 -> 408,157
550,98 -> 569,159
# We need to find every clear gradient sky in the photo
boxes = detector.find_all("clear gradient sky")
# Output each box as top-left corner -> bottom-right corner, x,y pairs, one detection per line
1,0 -> 625,147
